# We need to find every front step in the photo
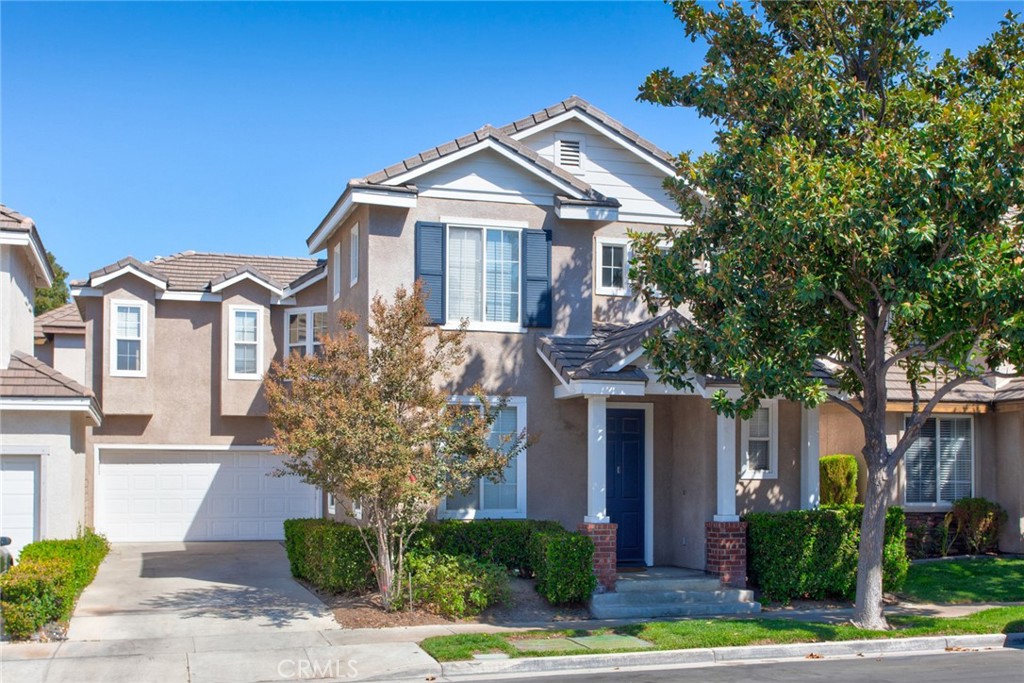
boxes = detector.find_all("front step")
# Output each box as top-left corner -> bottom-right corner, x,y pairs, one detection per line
589,598 -> 761,620
589,572 -> 761,619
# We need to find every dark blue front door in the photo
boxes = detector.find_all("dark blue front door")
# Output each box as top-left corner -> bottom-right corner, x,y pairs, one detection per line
606,408 -> 645,566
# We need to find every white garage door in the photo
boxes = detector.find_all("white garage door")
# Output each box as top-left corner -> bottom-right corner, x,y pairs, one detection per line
0,455 -> 40,559
96,450 -> 318,542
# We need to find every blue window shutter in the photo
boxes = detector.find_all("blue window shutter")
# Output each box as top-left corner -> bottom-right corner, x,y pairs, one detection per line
415,221 -> 446,324
522,229 -> 552,328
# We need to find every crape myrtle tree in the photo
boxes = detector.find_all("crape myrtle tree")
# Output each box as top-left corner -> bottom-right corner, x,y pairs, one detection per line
631,1 -> 1024,629
264,283 -> 527,610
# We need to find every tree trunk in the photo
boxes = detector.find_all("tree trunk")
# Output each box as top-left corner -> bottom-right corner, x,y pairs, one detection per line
852,459 -> 891,630
374,526 -> 397,611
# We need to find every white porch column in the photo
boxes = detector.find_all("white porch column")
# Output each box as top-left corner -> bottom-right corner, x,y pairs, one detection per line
584,395 -> 609,523
800,405 -> 821,510
715,413 -> 739,522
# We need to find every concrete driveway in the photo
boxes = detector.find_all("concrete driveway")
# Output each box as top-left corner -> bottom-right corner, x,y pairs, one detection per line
67,542 -> 340,641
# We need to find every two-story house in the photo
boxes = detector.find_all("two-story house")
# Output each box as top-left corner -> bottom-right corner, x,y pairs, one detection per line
1,205 -> 101,559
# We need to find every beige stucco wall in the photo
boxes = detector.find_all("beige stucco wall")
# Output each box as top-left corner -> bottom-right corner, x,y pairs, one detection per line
993,409 -> 1024,553
1,244 -> 39,367
1,411 -> 87,539
735,400 -> 803,514
96,277 -> 157,415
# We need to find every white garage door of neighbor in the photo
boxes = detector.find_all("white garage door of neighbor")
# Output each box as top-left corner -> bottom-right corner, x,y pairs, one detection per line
96,450 -> 318,542
0,455 -> 40,559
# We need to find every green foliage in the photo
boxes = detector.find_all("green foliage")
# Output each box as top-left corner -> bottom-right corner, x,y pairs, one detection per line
415,519 -> 564,576
282,518 -> 374,592
530,531 -> 596,605
746,506 -> 908,602
945,498 -> 1008,555
403,550 -> 509,618
819,454 -> 859,505
901,557 -> 1024,604
0,530 -> 110,639
34,251 -> 69,315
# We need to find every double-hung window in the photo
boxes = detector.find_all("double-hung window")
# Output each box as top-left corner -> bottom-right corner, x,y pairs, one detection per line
350,223 -> 359,287
285,306 -> 327,359
741,401 -> 778,479
447,224 -> 521,330
229,306 -> 262,379
596,237 -> 630,296
442,396 -> 527,519
904,416 -> 973,506
110,300 -> 145,377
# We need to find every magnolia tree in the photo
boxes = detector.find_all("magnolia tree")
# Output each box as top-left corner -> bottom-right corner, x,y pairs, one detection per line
264,284 -> 526,610
632,1 -> 1024,629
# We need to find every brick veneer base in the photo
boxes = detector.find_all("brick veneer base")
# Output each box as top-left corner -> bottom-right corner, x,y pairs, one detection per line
578,522 -> 617,592
706,520 -> 748,587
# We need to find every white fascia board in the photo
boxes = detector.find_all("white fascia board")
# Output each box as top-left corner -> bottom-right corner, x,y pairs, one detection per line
642,370 -> 706,397
556,203 -> 619,222
308,193 -> 354,254
91,266 -> 168,291
0,230 -> 53,287
510,110 -> 679,178
382,139 -> 587,200
606,347 -> 645,374
156,291 -> 222,302
210,272 -> 284,297
307,188 -> 417,254
71,286 -> 103,298
554,379 -> 647,399
0,397 -> 102,426
351,189 -> 418,209
282,268 -> 326,299
617,212 -> 691,227
535,346 -> 572,390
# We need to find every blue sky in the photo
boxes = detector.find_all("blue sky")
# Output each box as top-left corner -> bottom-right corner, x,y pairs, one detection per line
1,1 -> 1016,281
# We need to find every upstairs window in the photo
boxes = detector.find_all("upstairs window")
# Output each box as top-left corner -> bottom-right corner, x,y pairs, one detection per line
110,300 -> 145,377
350,223 -> 359,287
229,306 -> 262,380
596,237 -> 630,296
332,242 -> 342,301
741,401 -> 778,479
447,225 -> 521,329
905,416 -> 973,506
286,306 -> 327,359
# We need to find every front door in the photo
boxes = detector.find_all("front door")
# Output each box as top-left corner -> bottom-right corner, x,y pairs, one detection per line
606,408 -> 645,566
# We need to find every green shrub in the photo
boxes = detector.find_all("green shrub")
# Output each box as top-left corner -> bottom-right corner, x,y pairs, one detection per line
531,531 -> 596,605
414,519 -> 564,576
403,550 -> 509,618
1,530 -> 109,639
945,498 -> 1008,555
746,505 -> 908,602
820,454 -> 859,505
282,518 -> 374,592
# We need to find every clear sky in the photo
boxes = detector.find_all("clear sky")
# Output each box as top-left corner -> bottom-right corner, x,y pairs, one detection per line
1,1 -> 1016,281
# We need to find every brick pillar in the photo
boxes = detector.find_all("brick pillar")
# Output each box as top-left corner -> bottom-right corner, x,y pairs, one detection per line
578,522 -> 617,593
705,520 -> 748,587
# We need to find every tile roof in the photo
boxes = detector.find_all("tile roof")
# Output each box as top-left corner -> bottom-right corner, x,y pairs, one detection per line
83,251 -> 324,293
0,204 -> 55,284
34,303 -> 85,341
498,95 -> 676,166
0,352 -> 97,408
208,264 -> 286,292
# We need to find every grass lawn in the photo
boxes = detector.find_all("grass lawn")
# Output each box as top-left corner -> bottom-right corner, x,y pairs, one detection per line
420,606 -> 1024,662
900,557 -> 1024,604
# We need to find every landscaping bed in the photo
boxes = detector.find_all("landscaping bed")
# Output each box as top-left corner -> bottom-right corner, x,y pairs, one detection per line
900,556 -> 1024,605
420,605 -> 1024,661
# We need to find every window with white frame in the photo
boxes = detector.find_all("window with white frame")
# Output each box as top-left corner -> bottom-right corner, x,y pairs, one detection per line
447,225 -> 521,329
596,237 -> 630,296
110,300 -> 145,376
904,416 -> 973,505
741,401 -> 778,478
326,492 -> 336,516
285,306 -> 327,359
332,242 -> 341,300
229,306 -> 262,379
442,396 -> 527,519
350,223 -> 359,287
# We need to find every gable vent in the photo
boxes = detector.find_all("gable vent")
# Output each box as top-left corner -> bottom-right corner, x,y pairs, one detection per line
557,138 -> 583,169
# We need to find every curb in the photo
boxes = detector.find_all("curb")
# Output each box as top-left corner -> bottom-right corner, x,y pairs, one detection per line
440,632 -> 1024,678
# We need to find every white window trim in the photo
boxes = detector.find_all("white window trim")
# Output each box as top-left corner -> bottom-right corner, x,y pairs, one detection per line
109,299 -> 146,378
596,236 -> 631,297
740,399 -> 778,479
332,242 -> 341,301
555,133 -> 586,174
283,306 -> 328,363
349,223 -> 359,287
444,223 -> 525,333
228,305 -> 264,381
900,414 -> 975,510
326,492 -> 336,516
439,395 -> 527,520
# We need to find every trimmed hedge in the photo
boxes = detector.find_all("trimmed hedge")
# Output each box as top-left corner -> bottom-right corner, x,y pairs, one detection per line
283,518 -> 596,607
820,454 -> 859,505
746,505 -> 908,602
1,530 -> 110,640
403,550 -> 509,618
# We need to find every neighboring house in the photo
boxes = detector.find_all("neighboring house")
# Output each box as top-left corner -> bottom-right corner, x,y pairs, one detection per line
68,251 -> 327,542
304,96 -> 826,588
821,375 -> 1024,554
35,302 -> 88,386
0,205 -> 101,559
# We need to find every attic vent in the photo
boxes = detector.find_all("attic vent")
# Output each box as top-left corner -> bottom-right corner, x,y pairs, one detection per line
557,138 -> 583,169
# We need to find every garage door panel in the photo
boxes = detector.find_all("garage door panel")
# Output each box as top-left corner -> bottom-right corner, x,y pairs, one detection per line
1,456 -> 40,560
96,450 -> 317,542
